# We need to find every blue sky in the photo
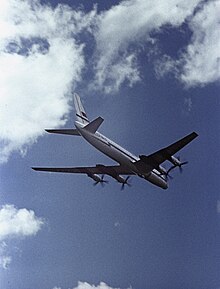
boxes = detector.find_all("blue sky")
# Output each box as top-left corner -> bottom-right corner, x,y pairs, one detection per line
0,0 -> 220,289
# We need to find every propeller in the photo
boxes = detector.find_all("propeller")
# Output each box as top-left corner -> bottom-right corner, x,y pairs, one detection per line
164,171 -> 173,181
121,176 -> 132,191
93,175 -> 108,187
176,156 -> 188,173
160,167 -> 173,181
167,156 -> 189,175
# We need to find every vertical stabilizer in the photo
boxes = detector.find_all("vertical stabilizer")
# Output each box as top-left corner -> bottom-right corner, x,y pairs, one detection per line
74,93 -> 89,125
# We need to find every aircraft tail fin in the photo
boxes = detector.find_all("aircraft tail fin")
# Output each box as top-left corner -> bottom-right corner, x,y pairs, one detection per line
84,117 -> 104,133
74,93 -> 89,125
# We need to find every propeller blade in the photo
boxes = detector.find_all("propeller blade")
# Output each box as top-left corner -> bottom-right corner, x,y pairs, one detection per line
167,165 -> 176,175
167,158 -> 189,175
121,176 -> 131,190
179,160 -> 188,173
93,175 -> 108,187
166,173 -> 173,181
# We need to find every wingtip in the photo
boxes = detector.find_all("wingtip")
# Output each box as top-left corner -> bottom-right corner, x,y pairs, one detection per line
45,129 -> 57,133
32,167 -> 41,171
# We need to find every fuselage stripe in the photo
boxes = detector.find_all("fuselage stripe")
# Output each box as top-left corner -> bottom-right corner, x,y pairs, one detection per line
76,113 -> 89,122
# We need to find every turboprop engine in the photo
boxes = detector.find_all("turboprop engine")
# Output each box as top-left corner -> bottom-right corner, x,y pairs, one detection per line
87,173 -> 108,186
168,156 -> 188,173
112,175 -> 131,190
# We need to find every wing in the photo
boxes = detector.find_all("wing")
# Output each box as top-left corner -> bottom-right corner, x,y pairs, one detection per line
135,132 -> 198,172
32,164 -> 135,175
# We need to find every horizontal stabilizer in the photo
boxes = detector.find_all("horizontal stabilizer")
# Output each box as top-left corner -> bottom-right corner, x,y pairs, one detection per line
45,129 -> 80,136
83,117 -> 104,133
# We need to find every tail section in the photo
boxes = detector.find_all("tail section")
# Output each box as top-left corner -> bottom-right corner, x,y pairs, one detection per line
74,93 -> 89,125
84,117 -> 104,133
45,93 -> 104,136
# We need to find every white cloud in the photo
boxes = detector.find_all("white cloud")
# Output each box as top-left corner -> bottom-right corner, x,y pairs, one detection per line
154,1 -> 220,87
0,204 -> 44,241
179,0 -> 220,87
53,282 -> 132,289
93,0 -> 201,93
0,242 -> 11,270
93,53 -> 140,94
0,204 -> 44,269
93,0 -> 220,91
0,255 -> 11,270
0,0 -> 95,163
154,54 -> 178,79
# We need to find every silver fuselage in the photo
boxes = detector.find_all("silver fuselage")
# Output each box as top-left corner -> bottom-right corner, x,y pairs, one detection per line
75,121 -> 168,189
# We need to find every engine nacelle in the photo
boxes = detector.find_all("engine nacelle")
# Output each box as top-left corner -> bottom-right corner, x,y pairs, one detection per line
114,175 -> 126,184
87,173 -> 101,182
170,156 -> 181,167
158,165 -> 167,175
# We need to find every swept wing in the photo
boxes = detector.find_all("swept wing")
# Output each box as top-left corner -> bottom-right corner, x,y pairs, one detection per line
135,132 -> 198,172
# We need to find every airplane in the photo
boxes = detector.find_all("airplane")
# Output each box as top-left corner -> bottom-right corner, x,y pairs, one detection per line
32,93 -> 198,190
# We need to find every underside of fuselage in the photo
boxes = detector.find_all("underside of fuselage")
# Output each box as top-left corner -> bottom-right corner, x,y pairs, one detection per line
75,122 -> 168,189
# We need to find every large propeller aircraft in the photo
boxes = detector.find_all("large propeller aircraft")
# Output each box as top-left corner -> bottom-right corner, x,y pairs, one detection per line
32,93 -> 198,190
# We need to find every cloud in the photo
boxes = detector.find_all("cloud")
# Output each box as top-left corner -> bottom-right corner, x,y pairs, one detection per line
1,0 -> 219,162
92,52 -> 140,94
93,0 -> 220,92
52,282 -> 132,289
0,0 -> 95,163
0,204 -> 44,241
0,255 -> 11,270
179,0 -> 220,87
154,1 -> 220,87
0,204 -> 44,269
0,242 -> 11,270
93,0 -> 201,93
154,54 -> 178,79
